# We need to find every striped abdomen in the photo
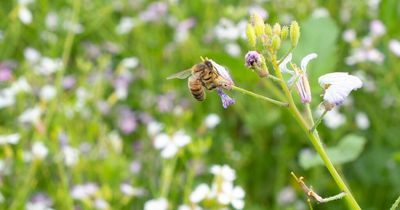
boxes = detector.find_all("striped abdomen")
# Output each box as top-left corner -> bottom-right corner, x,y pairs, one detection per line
188,75 -> 205,101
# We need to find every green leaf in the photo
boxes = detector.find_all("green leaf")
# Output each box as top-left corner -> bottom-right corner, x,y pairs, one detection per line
299,134 -> 367,170
294,16 -> 339,92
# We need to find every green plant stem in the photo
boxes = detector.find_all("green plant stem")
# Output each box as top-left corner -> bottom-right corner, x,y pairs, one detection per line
160,157 -> 177,198
231,86 -> 288,107
390,195 -> 400,210
270,55 -> 361,210
310,109 -> 328,132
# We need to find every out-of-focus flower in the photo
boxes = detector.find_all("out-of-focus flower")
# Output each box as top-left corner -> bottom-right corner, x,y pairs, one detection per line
316,107 -> 346,129
120,183 -> 145,197
27,193 -> 53,210
40,85 -> 57,102
117,108 -> 137,134
204,113 -> 220,129
62,75 -> 76,90
248,5 -> 268,19
19,106 -> 42,124
389,39 -> 400,57
214,18 -> 241,41
178,204 -> 202,210
121,57 -> 139,69
147,121 -> 163,136
129,160 -> 142,174
107,131 -> 123,153
63,21 -> 83,34
217,182 -> 245,210
319,72 -> 362,108
342,29 -> 356,43
356,112 -> 370,130
370,20 -> 386,37
139,2 -> 168,22
34,57 -> 62,75
62,146 -> 79,166
18,0 -> 33,24
210,164 -> 236,182
45,12 -> 58,30
24,47 -> 41,63
0,63 -> 13,82
157,93 -> 175,112
277,186 -> 296,205
217,88 -> 235,109
32,142 -> 48,160
12,77 -> 31,93
94,198 -> 109,210
0,133 -> 20,145
116,17 -> 136,35
225,42 -> 241,57
190,184 -> 211,203
312,7 -> 329,18
154,130 -> 191,159
71,183 -> 99,200
174,18 -> 196,43
144,198 -> 168,210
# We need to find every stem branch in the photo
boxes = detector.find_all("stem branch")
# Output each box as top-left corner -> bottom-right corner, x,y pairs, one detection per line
231,86 -> 288,107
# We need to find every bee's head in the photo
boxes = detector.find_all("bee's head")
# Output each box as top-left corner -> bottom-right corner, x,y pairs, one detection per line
204,60 -> 214,69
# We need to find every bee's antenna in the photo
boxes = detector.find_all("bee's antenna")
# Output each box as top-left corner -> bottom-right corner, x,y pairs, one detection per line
200,56 -> 205,61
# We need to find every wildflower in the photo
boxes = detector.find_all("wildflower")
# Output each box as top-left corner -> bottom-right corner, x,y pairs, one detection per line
34,57 -> 62,75
26,193 -> 53,210
116,17 -> 136,35
154,130 -> 191,159
389,39 -> 400,57
277,186 -> 296,205
248,5 -> 268,20
71,183 -> 99,200
121,57 -> 139,69
209,60 -> 234,87
320,108 -> 346,129
147,121 -> 164,136
210,164 -> 236,182
24,47 -> 41,63
120,183 -> 145,197
355,112 -> 370,130
129,160 -> 142,174
280,53 -> 316,104
190,184 -> 211,203
225,42 -> 241,57
144,198 -> 168,210
217,182 -> 245,209
39,85 -> 57,102
18,0 -> 33,24
0,62 -> 13,82
19,106 -> 42,124
342,29 -> 356,43
117,108 -> 137,134
32,142 -> 48,160
178,204 -> 202,210
318,72 -> 362,108
94,198 -> 109,210
62,75 -> 76,90
0,133 -> 20,145
139,2 -> 168,23
214,18 -> 241,41
217,88 -> 235,109
62,146 -> 79,166
204,113 -> 221,129
245,51 -> 268,77
369,20 -> 386,37
45,12 -> 58,30
174,18 -> 196,43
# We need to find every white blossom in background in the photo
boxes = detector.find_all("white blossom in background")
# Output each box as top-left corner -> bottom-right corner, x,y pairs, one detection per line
248,5 -> 268,20
217,182 -> 245,209
116,17 -> 136,35
71,183 -> 99,200
353,71 -> 376,92
26,202 -> 53,210
40,85 -> 57,102
18,0 -> 33,24
45,12 -> 58,30
319,72 -> 362,107
62,146 -> 79,166
190,184 -> 211,203
312,7 -> 330,18
94,198 -> 109,210
342,29 -> 356,43
32,142 -> 48,160
121,57 -> 139,69
277,186 -> 296,205
35,57 -> 62,75
0,77 -> 32,109
24,47 -> 42,63
107,131 -> 123,153
153,130 -> 191,159
11,77 -> 32,94
225,42 -> 241,57
63,21 -> 83,34
369,19 -> 386,37
389,39 -> 400,57
0,134 -> 20,145
204,113 -> 221,129
19,106 -> 42,124
214,18 -> 241,41
0,89 -> 15,109
210,164 -> 236,182
147,121 -> 164,136
356,112 -> 370,130
178,204 -> 202,210
144,198 -> 168,210
120,183 -> 145,197
316,108 -> 346,129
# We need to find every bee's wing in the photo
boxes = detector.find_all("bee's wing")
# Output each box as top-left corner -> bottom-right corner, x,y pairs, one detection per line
166,69 -> 192,80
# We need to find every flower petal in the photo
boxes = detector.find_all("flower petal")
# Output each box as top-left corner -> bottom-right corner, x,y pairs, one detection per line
161,143 -> 178,159
300,53 -> 317,73
217,88 -> 235,109
154,133 -> 170,149
172,130 -> 191,147
209,60 -> 234,84
279,53 -> 293,74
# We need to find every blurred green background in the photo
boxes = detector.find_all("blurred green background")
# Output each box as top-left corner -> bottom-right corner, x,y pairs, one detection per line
0,0 -> 400,209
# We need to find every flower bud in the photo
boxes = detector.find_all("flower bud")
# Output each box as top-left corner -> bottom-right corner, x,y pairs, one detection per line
244,51 -> 269,78
273,23 -> 281,36
281,26 -> 289,40
290,21 -> 300,48
271,35 -> 281,51
246,23 -> 256,48
265,24 -> 272,36
251,13 -> 265,37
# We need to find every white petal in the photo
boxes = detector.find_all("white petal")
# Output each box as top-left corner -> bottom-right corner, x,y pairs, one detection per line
154,133 -> 169,149
204,113 -> 220,129
232,199 -> 245,209
19,7 -> 32,24
279,53 -> 293,74
210,165 -> 221,175
217,192 -> 230,205
318,72 -> 362,89
161,144 -> 178,159
190,184 -> 210,203
209,60 -> 234,84
300,53 -> 317,72
221,165 -> 236,181
233,186 -> 245,199
172,130 -> 191,147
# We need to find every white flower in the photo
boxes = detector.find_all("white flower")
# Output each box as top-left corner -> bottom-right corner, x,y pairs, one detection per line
11,77 -> 31,93
319,72 -> 362,106
210,164 -> 236,182
355,112 -> 370,130
147,121 -> 164,136
209,59 -> 234,87
34,57 -> 62,75
343,29 -> 356,43
94,198 -> 109,210
154,130 -> 191,159
19,106 -> 42,124
0,89 -> 15,109
370,19 -> 386,37
225,42 -> 241,57
62,146 -> 79,166
120,183 -> 145,197
204,113 -> 220,129
217,182 -> 245,209
40,85 -> 57,101
277,186 -> 296,205
190,184 -> 211,203
45,12 -> 58,30
19,6 -> 32,24
214,18 -> 241,41
389,39 -> 400,57
71,183 -> 99,200
26,202 -> 53,210
144,198 -> 168,210
178,204 -> 202,210
121,57 -> 139,69
24,47 -> 42,63
107,131 -> 123,153
317,108 -> 346,129
32,142 -> 48,160
0,133 -> 20,145
116,17 -> 136,34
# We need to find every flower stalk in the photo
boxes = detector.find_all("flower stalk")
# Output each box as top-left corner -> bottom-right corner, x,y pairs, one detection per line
231,85 -> 288,107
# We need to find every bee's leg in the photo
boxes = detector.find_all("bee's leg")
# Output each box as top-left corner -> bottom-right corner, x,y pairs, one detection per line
205,83 -> 217,90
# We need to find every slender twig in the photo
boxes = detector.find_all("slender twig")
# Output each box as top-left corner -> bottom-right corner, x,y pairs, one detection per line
231,86 -> 288,107
267,75 -> 282,83
390,195 -> 400,210
310,109 -> 328,133
278,47 -> 294,65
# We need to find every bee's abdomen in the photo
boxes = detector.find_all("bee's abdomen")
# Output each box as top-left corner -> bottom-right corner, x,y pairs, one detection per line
188,76 -> 205,101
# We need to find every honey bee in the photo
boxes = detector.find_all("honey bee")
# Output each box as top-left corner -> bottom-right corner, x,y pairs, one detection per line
167,58 -> 233,101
